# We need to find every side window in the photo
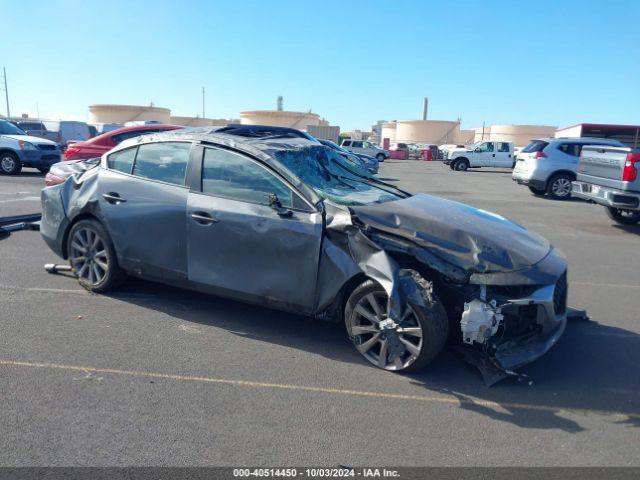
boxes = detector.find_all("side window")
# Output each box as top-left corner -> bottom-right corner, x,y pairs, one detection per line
479,142 -> 495,152
352,141 -> 363,148
202,147 -> 293,208
342,141 -> 351,147
558,143 -> 581,157
497,142 -> 510,152
107,147 -> 137,174
131,142 -> 190,185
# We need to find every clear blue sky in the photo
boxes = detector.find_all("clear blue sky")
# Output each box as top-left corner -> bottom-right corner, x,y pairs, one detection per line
2,0 -> 639,130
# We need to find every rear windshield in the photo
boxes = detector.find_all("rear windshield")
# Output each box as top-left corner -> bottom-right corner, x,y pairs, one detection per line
522,140 -> 549,153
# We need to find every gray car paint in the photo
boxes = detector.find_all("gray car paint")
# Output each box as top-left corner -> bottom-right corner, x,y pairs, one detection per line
40,128 -> 569,381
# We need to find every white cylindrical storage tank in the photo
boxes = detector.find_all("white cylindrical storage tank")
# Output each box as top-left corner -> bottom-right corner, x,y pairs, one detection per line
394,120 -> 460,145
239,110 -> 321,129
89,104 -> 171,124
488,124 -> 557,146
380,122 -> 397,144
170,116 -> 232,127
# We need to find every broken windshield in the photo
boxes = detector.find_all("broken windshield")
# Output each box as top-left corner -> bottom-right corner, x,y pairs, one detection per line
273,145 -> 405,206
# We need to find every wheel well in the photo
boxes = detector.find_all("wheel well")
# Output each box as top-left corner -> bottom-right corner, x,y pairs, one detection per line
548,170 -> 576,181
455,157 -> 469,163
0,149 -> 18,158
61,213 -> 101,259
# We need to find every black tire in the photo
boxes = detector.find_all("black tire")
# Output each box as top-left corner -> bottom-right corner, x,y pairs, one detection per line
376,153 -> 385,161
528,185 -> 546,196
38,166 -> 50,174
546,173 -> 573,200
0,152 -> 22,175
605,207 -> 640,225
66,219 -> 126,293
454,158 -> 470,171
344,279 -> 449,373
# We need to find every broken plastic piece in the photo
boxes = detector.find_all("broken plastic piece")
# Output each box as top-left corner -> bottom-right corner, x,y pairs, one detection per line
566,306 -> 589,321
45,263 -> 73,274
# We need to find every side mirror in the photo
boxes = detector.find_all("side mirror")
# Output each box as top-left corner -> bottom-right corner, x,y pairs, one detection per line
268,193 -> 293,218
474,147 -> 482,153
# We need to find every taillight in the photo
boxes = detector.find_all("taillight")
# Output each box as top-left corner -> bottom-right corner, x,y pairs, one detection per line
622,152 -> 640,182
534,151 -> 548,159
64,147 -> 79,160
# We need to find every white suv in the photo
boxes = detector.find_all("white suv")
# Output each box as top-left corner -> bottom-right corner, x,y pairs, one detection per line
512,137 -> 625,200
340,140 -> 389,161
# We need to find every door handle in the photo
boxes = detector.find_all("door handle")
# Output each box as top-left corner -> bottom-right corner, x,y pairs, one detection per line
190,211 -> 218,225
492,154 -> 496,157
102,192 -> 126,204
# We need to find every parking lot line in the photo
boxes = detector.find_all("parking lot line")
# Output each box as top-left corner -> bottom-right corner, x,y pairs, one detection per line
1,358 -> 637,420
572,281 -> 640,289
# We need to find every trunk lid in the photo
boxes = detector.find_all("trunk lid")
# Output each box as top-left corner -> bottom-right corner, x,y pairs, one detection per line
578,145 -> 636,190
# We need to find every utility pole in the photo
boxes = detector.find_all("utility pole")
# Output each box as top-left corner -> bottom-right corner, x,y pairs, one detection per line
202,87 -> 205,118
2,67 -> 9,119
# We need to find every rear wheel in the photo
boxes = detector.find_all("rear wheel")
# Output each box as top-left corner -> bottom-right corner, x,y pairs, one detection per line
0,152 -> 22,175
344,280 -> 448,372
546,173 -> 573,200
67,219 -> 126,292
528,185 -> 546,196
455,158 -> 470,171
376,153 -> 385,161
605,207 -> 640,225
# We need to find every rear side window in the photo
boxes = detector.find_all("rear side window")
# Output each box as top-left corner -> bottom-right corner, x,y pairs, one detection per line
131,142 -> 191,185
557,143 -> 582,157
201,147 -> 293,207
342,141 -> 351,146
352,141 -> 363,148
107,147 -> 137,173
522,140 -> 549,153
497,142 -> 510,152
478,142 -> 494,152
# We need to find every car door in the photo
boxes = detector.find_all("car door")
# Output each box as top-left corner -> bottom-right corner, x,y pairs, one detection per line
474,142 -> 495,166
495,142 -> 513,167
351,141 -> 364,155
556,142 -> 582,172
186,145 -> 323,312
98,141 -> 192,281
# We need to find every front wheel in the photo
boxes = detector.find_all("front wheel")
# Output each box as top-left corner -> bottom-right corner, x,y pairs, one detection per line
67,219 -> 126,292
0,152 -> 22,175
454,159 -> 470,171
605,207 -> 640,225
344,280 -> 448,372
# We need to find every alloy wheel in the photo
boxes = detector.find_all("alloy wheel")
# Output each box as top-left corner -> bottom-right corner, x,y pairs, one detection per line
551,177 -> 572,197
348,291 -> 424,371
69,227 -> 109,286
1,156 -> 16,172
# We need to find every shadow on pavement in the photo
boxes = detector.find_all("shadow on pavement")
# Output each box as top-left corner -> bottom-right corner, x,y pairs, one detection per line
108,277 -> 640,432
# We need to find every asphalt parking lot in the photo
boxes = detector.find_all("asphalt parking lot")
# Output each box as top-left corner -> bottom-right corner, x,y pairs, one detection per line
1,162 -> 639,467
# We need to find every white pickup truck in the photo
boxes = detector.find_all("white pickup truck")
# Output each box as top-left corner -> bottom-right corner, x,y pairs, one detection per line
443,141 -> 515,171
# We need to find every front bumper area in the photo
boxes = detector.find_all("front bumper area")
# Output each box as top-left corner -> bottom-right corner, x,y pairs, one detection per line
572,181 -> 640,210
18,148 -> 62,168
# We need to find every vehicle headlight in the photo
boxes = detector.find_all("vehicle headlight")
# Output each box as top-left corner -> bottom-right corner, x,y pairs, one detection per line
18,140 -> 38,150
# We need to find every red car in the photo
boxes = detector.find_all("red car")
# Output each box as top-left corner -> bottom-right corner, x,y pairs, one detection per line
63,124 -> 181,161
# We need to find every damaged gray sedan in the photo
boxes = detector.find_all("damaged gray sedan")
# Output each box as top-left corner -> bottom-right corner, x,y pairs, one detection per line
41,129 -> 568,378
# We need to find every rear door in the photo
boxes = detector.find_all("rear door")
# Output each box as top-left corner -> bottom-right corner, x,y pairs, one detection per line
495,142 -> 513,167
98,141 -> 192,281
186,145 -> 323,312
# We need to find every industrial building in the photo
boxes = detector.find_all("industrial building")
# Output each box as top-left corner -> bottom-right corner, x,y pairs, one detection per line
555,123 -> 640,148
473,124 -> 557,146
88,104 -> 172,124
380,119 -> 474,146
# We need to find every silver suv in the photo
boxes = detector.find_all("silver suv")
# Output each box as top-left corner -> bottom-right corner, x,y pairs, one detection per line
340,139 -> 389,161
512,137 -> 624,199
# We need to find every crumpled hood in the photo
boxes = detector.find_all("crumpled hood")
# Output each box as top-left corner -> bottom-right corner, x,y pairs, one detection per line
1,134 -> 58,146
350,194 -> 551,274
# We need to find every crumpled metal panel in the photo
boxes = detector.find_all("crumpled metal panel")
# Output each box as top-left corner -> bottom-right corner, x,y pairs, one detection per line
351,193 -> 552,274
